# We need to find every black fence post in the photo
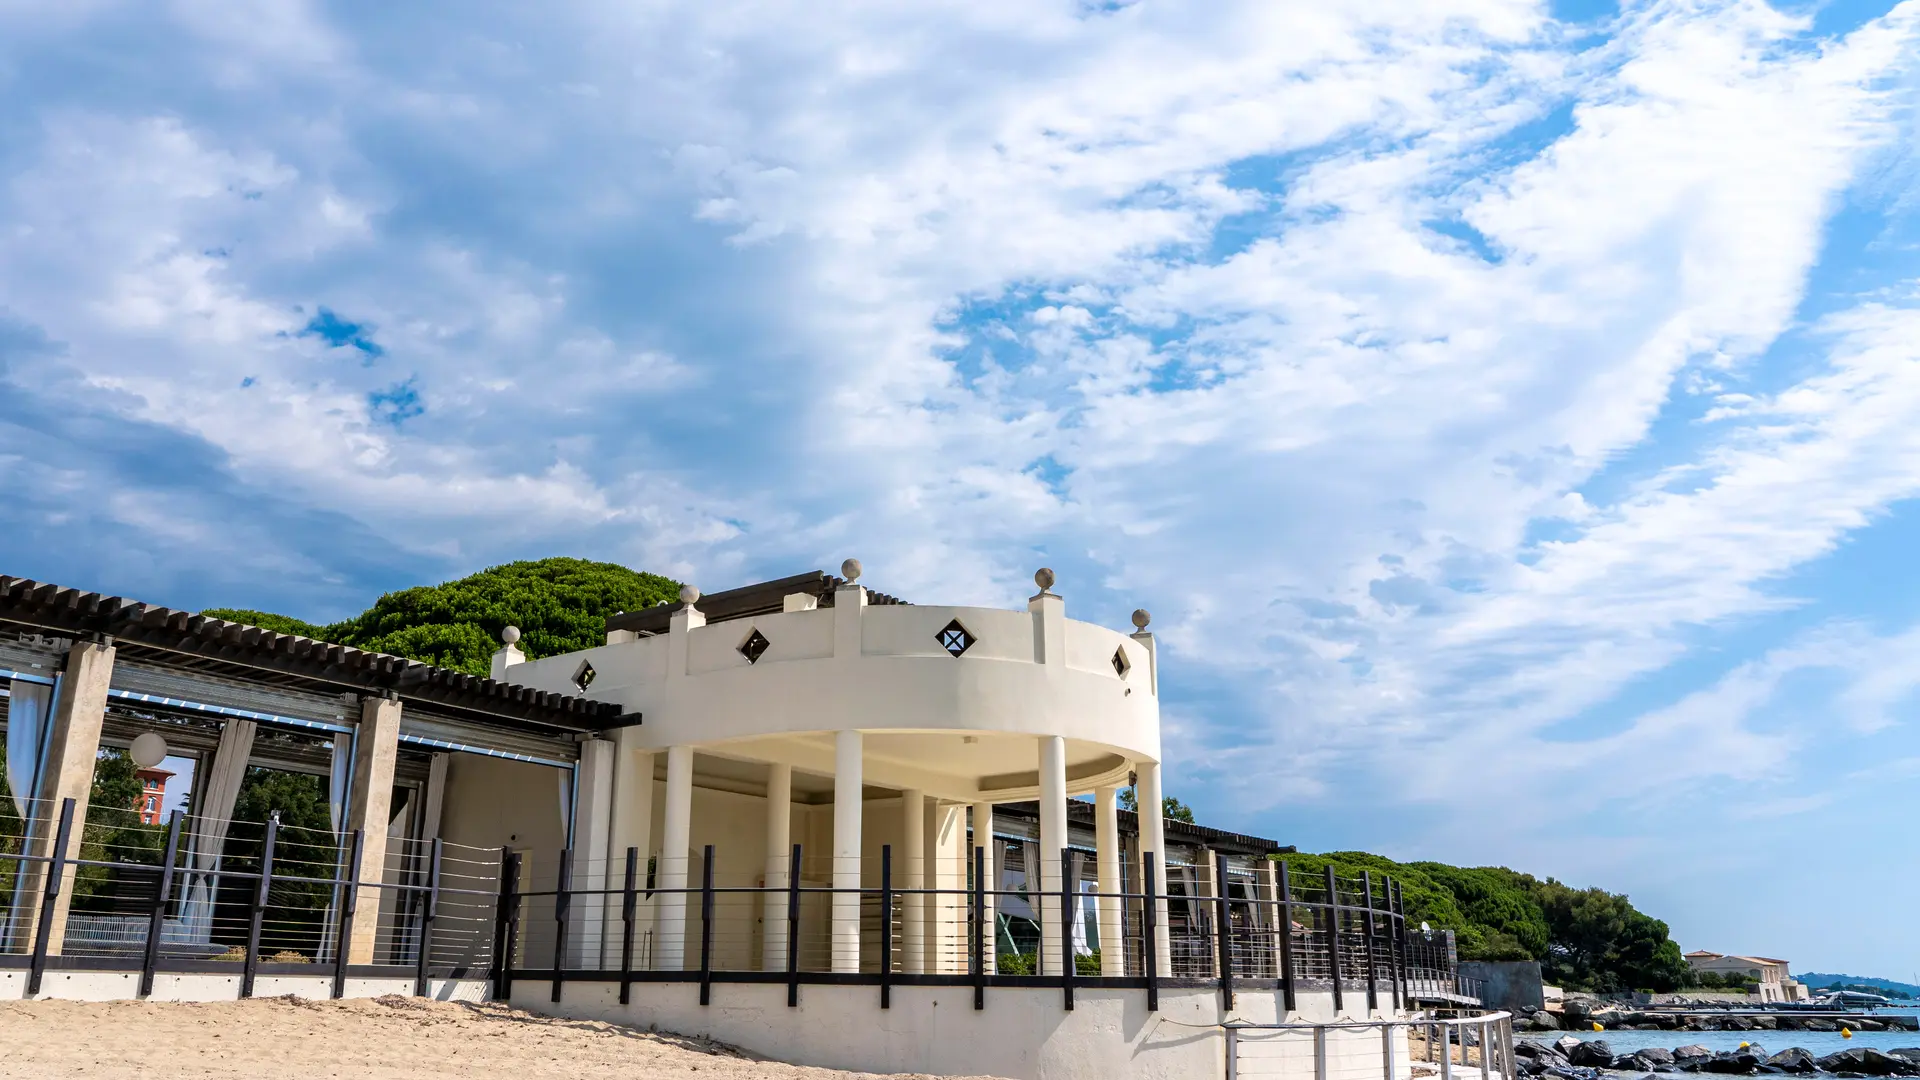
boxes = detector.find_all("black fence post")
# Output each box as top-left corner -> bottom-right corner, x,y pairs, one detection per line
619,846 -> 638,1006
1059,849 -> 1075,1012
971,844 -> 986,1011
1391,881 -> 1409,1006
27,797 -> 77,997
502,852 -> 523,1002
1214,852 -> 1235,1011
490,845 -> 514,1002
1324,864 -> 1344,1014
332,828 -> 364,1000
1386,876 -> 1404,1011
879,844 -> 892,1010
241,813 -> 279,999
698,844 -> 715,1006
1278,860 -> 1297,1014
786,843 -> 801,1008
1142,852 -> 1159,1013
414,837 -> 443,998
551,848 -> 572,1004
140,810 -> 185,998
1361,870 -> 1380,1014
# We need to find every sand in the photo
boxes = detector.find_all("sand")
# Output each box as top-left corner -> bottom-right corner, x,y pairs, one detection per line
0,995 -> 1011,1080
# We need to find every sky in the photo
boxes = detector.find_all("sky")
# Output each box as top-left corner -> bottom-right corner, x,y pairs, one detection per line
1,0 -> 1918,981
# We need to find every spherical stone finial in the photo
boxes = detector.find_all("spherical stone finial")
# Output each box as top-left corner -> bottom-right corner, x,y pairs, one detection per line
1034,567 -> 1056,592
501,625 -> 521,645
679,584 -> 701,605
841,558 -> 862,584
1131,608 -> 1151,630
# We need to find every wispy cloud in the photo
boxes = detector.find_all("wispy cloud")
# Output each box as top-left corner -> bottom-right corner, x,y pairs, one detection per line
1,0 -> 1918,974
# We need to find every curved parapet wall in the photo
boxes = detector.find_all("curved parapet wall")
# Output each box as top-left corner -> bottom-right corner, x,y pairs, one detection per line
509,586 -> 1160,799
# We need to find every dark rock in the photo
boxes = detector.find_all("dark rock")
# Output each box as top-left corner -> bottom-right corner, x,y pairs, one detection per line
1888,1016 -> 1920,1033
1705,1050 -> 1763,1074
1889,1050 -> 1920,1066
1555,1037 -> 1585,1058
1676,1046 -> 1717,1062
1764,1048 -> 1815,1073
1750,1016 -> 1778,1031
1566,1041 -> 1614,1068
1804,1019 -> 1839,1033
1776,1017 -> 1805,1031
1815,1049 -> 1915,1076
1636,1048 -> 1678,1067
1854,1020 -> 1888,1033
1726,1017 -> 1756,1032
1532,1011 -> 1562,1031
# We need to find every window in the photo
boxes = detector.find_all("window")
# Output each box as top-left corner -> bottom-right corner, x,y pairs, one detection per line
937,619 -> 975,657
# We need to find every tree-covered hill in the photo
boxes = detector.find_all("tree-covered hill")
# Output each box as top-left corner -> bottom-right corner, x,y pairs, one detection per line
1282,850 -> 1690,993
203,557 -> 680,677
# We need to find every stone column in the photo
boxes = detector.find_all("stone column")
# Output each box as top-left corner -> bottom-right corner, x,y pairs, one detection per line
655,744 -> 694,970
762,762 -> 792,972
1137,760 -> 1171,977
1037,734 -> 1068,975
971,801 -> 996,974
1095,785 -> 1124,976
606,736 -> 654,969
20,640 -> 114,955
347,695 -> 402,965
569,737 -> 615,967
901,788 -> 925,974
831,730 -> 863,974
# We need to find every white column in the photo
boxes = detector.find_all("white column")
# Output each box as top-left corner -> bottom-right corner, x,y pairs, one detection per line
1138,760 -> 1172,977
606,737 -> 654,968
1095,786 -> 1124,976
929,802 -> 964,973
901,788 -> 925,973
1263,858 -> 1285,992
569,738 -> 616,967
763,763 -> 792,971
971,801 -> 996,974
1037,735 -> 1068,975
831,730 -> 863,974
656,744 -> 694,970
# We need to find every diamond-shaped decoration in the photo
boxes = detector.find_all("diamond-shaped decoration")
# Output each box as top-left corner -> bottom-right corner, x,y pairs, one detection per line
1111,647 -> 1131,678
738,628 -> 770,664
572,660 -> 596,691
937,619 -> 975,657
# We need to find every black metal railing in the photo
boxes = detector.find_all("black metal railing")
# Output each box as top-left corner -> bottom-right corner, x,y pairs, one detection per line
499,845 -> 1461,1015
0,796 -> 502,999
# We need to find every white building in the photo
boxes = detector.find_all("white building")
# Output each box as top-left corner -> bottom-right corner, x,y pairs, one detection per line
0,565 -> 1486,1080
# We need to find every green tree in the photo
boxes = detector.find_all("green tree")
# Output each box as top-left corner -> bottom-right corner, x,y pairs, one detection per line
1274,850 -> 1690,991
205,557 -> 681,677
199,609 -> 328,639
1117,789 -> 1196,824
70,749 -> 166,910
212,767 -> 341,959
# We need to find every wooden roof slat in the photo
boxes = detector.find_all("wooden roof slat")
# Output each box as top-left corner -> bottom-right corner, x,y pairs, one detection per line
0,572 -> 627,731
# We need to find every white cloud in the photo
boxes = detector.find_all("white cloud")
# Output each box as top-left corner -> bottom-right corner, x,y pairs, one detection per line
2,0 -> 1920,971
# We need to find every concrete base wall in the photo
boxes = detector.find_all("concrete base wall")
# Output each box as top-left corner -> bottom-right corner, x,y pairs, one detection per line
0,970 -> 490,1003
514,981 -> 1412,1080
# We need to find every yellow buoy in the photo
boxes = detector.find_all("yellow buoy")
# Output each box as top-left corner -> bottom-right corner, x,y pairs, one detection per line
1592,1022 -> 1604,1032
1739,1043 -> 1750,1050
1842,1028 -> 1853,1039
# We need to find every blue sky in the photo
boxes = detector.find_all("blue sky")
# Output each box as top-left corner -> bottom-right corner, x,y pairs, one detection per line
2,0 -> 1918,980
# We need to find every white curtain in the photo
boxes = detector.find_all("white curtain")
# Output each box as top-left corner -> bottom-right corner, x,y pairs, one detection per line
178,719 -> 257,944
4,681 -> 52,818
3,680 -> 54,951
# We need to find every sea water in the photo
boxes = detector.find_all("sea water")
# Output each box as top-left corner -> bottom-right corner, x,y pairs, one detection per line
1533,1011 -> 1920,1059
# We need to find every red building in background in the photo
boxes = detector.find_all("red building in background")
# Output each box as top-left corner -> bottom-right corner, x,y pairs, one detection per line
134,766 -> 173,825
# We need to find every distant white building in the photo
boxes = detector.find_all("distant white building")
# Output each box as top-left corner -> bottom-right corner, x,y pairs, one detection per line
1685,950 -> 1810,1002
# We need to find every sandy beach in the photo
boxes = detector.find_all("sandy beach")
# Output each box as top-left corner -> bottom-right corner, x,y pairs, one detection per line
0,995 -> 1009,1080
